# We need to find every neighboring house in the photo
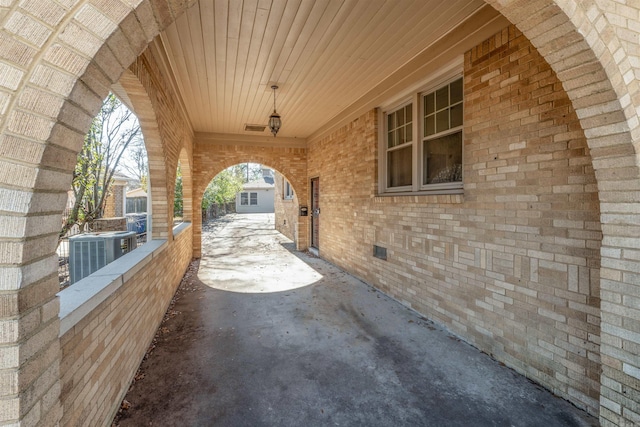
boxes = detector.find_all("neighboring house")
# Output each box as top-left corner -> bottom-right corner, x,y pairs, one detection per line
61,172 -> 132,234
236,168 -> 275,213
103,173 -> 130,218
126,188 -> 148,214
64,172 -> 130,218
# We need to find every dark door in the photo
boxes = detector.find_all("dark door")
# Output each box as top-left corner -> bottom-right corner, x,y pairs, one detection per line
311,177 -> 319,249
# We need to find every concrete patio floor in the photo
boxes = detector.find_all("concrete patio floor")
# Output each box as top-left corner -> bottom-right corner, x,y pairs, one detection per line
115,213 -> 597,426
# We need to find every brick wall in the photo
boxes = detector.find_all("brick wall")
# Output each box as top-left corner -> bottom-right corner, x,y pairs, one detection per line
90,217 -> 126,232
273,171 -> 298,241
307,25 -> 602,415
103,189 -> 116,218
59,226 -> 192,426
114,185 -> 124,217
103,185 -> 125,219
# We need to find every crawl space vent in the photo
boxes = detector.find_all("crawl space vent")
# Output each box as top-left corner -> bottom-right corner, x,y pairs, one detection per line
373,245 -> 387,260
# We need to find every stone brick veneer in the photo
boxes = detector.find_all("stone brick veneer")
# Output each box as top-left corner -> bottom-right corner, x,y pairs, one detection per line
307,26 -> 602,415
59,225 -> 192,426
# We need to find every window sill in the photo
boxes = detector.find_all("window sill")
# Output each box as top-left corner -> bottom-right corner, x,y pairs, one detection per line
374,191 -> 463,204
57,239 -> 168,336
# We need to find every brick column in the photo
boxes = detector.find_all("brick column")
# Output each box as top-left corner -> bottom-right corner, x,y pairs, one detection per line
180,149 -> 194,223
296,215 -> 309,251
192,190 -> 203,258
0,121 -> 88,424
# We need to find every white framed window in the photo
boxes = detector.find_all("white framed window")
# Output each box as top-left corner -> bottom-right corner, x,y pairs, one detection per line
250,192 -> 258,205
421,77 -> 463,191
240,192 -> 249,205
378,61 -> 463,195
385,103 -> 413,190
284,179 -> 294,200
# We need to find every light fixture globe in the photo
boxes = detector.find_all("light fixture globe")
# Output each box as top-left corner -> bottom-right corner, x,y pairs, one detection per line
269,111 -> 281,137
269,85 -> 281,137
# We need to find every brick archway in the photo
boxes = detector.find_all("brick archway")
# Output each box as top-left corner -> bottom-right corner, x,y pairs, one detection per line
193,141 -> 308,255
0,0 -> 639,425
118,68 -> 171,238
484,2 -> 640,425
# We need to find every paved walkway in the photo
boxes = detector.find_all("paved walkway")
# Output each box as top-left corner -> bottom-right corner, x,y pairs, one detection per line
116,213 -> 597,426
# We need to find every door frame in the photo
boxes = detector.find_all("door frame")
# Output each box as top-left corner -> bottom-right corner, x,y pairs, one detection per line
310,177 -> 319,249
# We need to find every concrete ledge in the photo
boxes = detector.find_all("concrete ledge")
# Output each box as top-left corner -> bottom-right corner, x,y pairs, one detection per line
58,239 -> 168,336
173,221 -> 191,237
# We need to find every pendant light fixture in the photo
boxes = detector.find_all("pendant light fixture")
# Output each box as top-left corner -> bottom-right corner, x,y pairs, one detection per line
269,85 -> 281,137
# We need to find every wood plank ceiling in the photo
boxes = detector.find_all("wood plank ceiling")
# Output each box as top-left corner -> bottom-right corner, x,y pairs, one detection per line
160,0 -> 486,138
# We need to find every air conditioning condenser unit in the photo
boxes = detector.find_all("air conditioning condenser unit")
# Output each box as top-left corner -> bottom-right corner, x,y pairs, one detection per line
69,231 -> 137,285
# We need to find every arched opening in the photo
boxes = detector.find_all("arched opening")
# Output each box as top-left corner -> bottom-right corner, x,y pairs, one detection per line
178,148 -> 193,223
174,161 -> 183,223
192,146 -> 309,256
198,162 -> 300,224
118,68 -> 172,240
198,163 -> 316,294
57,91 -> 150,288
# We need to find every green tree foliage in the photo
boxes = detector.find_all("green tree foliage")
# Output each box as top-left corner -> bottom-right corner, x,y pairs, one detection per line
202,166 -> 245,210
237,163 -> 263,183
174,163 -> 183,218
61,93 -> 142,240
